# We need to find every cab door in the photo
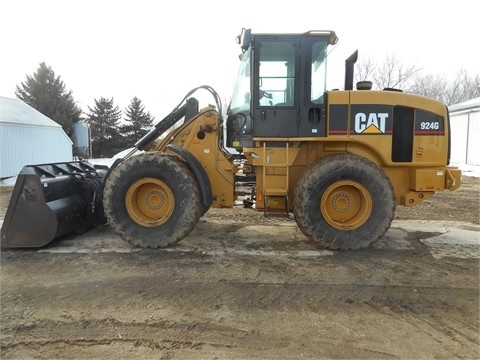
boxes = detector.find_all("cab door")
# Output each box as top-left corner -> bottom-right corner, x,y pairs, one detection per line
298,36 -> 329,137
252,36 -> 299,137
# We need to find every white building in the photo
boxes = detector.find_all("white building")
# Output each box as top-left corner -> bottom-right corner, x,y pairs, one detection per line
0,96 -> 73,178
449,97 -> 480,167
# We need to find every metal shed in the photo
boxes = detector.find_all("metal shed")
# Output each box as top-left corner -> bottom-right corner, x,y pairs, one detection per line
0,96 -> 73,179
448,97 -> 480,167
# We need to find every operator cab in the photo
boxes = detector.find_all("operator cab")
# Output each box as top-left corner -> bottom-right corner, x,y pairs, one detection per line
226,28 -> 338,150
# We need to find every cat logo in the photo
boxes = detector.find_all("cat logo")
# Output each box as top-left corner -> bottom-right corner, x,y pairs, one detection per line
354,112 -> 388,134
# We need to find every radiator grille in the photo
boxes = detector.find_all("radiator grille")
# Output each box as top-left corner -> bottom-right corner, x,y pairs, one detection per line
392,106 -> 414,162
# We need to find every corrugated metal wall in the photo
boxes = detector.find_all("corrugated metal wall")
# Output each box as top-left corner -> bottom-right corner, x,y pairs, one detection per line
450,110 -> 480,166
0,123 -> 73,178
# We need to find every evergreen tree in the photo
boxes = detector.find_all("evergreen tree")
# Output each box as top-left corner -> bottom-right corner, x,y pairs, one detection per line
86,97 -> 123,157
121,97 -> 155,147
15,62 -> 82,135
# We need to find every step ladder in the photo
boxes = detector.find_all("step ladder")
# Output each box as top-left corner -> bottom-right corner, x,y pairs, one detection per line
261,142 -> 290,217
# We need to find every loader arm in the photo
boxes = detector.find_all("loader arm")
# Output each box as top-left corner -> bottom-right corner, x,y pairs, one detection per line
135,97 -> 200,151
106,85 -> 224,174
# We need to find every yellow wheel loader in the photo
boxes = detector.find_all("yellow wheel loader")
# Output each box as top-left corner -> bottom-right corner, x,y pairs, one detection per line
1,28 -> 461,250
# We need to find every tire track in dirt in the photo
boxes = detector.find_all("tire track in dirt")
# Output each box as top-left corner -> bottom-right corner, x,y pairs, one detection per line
2,280 -> 477,354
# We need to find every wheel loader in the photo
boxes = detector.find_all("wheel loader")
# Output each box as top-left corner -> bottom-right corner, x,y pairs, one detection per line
1,28 -> 461,250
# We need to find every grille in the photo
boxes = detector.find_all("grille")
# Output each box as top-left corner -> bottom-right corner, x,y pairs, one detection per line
392,106 -> 414,162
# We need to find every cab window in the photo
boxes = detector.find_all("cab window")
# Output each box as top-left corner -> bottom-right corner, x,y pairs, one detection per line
257,41 -> 296,106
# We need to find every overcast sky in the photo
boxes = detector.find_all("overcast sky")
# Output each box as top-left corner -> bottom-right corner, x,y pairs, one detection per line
1,0 -> 477,121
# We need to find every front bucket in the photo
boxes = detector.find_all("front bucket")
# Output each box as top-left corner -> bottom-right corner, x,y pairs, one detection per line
1,161 -> 107,248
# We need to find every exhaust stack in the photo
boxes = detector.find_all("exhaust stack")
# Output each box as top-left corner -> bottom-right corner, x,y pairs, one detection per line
344,50 -> 358,91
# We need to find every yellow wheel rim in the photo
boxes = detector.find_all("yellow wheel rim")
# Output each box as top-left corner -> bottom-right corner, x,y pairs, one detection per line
126,177 -> 174,227
321,180 -> 372,230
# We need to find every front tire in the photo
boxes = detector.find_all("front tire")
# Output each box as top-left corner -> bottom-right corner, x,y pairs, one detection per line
293,153 -> 396,250
103,152 -> 202,248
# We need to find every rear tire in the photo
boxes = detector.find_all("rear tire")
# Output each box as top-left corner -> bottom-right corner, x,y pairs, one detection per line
103,152 -> 202,248
293,153 -> 395,250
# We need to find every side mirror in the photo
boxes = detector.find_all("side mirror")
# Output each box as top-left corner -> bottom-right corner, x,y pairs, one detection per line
237,28 -> 252,53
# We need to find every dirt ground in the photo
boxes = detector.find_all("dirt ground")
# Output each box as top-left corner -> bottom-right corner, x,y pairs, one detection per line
0,176 -> 479,359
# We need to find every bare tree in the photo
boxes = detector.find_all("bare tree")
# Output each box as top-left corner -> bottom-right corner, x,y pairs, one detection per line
355,54 -> 422,90
445,69 -> 480,105
355,55 -> 479,105
406,74 -> 447,102
355,57 -> 376,83
408,69 -> 480,105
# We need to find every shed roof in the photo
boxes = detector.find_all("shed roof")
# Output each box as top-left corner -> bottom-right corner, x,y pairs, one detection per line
448,97 -> 480,113
0,96 -> 62,128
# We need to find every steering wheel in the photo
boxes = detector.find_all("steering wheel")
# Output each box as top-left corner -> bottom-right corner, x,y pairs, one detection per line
259,90 -> 273,99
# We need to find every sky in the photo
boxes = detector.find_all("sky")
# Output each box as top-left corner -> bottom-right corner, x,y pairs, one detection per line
0,0 -> 478,122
